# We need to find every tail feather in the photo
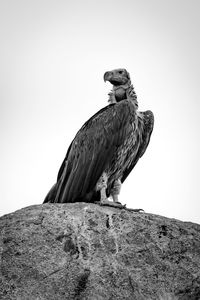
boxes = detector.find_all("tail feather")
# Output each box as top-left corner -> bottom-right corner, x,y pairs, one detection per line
43,183 -> 57,203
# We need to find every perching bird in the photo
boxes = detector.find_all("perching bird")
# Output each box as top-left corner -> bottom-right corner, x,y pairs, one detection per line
44,68 -> 154,207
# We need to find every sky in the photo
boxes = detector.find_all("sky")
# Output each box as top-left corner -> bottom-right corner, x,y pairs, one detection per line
0,0 -> 200,224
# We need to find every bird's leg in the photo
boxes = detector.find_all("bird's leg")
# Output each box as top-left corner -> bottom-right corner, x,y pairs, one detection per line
100,173 -> 108,202
96,173 -> 120,207
97,172 -> 112,205
100,188 -> 108,203
111,179 -> 121,202
110,179 -> 125,207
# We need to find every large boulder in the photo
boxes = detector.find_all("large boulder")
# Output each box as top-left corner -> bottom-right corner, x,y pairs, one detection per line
0,203 -> 200,299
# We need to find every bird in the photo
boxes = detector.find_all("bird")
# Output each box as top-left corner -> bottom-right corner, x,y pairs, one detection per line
43,68 -> 154,208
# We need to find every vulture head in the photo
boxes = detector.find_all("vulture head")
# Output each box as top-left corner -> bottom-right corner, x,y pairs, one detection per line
103,68 -> 130,86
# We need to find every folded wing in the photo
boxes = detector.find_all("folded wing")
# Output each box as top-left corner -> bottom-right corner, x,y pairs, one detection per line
44,100 -> 137,203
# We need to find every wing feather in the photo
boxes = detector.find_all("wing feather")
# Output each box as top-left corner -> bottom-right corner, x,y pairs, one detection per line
55,100 -> 136,203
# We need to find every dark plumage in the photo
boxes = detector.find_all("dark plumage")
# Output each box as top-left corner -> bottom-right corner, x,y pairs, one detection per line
44,69 -> 154,206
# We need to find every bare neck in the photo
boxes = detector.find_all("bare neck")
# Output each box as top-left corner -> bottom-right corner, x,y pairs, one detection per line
108,80 -> 138,109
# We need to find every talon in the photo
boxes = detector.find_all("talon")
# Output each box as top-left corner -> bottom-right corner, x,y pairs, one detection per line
125,208 -> 144,212
100,199 -> 113,205
95,200 -> 126,209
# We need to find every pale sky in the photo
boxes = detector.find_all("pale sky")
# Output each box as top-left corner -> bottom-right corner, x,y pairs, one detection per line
1,0 -> 200,224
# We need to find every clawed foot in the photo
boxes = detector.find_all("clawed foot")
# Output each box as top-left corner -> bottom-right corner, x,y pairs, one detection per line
125,208 -> 144,212
95,199 -> 144,212
95,199 -> 126,209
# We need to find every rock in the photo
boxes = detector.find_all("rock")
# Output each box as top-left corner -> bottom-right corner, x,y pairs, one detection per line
0,203 -> 200,300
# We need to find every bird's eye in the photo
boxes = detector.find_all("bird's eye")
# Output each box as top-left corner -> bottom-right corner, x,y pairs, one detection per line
118,71 -> 123,74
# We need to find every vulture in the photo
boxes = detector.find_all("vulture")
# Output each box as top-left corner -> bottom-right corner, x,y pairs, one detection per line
44,68 -> 154,207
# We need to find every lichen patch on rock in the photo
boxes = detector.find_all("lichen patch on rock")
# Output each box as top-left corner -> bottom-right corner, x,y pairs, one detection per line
0,203 -> 200,299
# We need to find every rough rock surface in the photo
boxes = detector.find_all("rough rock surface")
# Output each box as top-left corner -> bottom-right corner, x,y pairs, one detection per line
0,203 -> 200,300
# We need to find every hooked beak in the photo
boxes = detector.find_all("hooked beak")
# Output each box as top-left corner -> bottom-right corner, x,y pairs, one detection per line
103,71 -> 113,82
